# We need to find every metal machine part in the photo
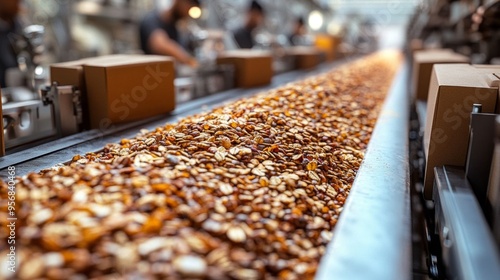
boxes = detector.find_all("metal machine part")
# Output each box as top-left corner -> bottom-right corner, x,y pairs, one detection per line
490,116 -> 500,248
0,83 -> 83,152
1,87 -> 55,150
317,65 -> 411,280
176,64 -> 235,101
433,166 -> 500,280
41,83 -> 83,138
9,25 -> 47,92
465,104 -> 497,213
194,64 -> 234,97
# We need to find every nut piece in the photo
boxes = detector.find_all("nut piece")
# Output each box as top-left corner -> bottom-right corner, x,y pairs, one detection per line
173,255 -> 208,277
227,226 -> 247,243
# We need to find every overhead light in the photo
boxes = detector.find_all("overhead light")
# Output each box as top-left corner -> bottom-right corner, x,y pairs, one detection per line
308,10 -> 323,31
327,21 -> 341,35
189,6 -> 202,19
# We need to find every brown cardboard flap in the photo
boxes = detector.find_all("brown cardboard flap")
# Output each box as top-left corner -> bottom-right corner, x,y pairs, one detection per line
412,50 -> 470,101
485,73 -> 500,87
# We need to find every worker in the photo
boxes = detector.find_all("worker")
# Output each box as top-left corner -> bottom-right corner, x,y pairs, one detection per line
139,0 -> 199,67
0,0 -> 22,87
288,17 -> 306,46
232,0 -> 265,49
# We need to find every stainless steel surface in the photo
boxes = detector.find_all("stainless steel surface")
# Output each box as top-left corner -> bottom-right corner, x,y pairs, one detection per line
175,77 -> 194,104
416,100 -> 427,139
41,84 -> 83,137
273,54 -> 296,74
9,25 -> 46,92
1,83 -> 84,151
3,99 -> 55,149
465,112 -> 497,208
433,166 -> 500,280
193,64 -> 235,97
316,64 -> 411,280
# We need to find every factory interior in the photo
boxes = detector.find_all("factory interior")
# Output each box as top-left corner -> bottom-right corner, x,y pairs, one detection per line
0,0 -> 500,279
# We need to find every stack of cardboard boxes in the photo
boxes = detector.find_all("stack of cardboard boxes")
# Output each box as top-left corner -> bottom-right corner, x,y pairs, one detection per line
412,49 -> 470,101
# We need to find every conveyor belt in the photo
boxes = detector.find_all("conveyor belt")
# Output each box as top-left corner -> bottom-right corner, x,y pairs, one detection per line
0,57 -> 357,177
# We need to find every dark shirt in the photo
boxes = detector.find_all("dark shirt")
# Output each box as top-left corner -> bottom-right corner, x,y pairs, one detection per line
288,34 -> 298,46
0,20 -> 21,87
139,11 -> 179,54
233,27 -> 254,49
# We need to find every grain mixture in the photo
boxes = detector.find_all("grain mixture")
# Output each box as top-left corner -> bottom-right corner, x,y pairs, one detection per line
1,52 -> 400,279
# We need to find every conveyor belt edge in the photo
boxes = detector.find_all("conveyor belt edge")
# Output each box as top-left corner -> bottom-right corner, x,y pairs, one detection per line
316,64 -> 411,280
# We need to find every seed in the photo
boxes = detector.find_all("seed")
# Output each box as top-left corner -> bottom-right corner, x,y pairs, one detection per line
202,219 -> 223,233
218,136 -> 230,148
270,176 -> 282,185
252,168 -> 266,176
292,154 -> 302,161
19,255 -> 44,279
30,208 -> 53,225
229,147 -> 240,155
308,171 -> 321,181
227,226 -> 246,243
230,269 -> 260,280
215,201 -> 227,214
262,160 -> 274,166
72,190 -> 88,203
44,252 -> 65,267
138,237 -> 168,256
259,177 -> 269,187
220,183 -> 233,195
173,255 -> 207,277
215,151 -> 226,162
145,138 -> 155,146
240,147 -> 252,155
306,160 -> 318,171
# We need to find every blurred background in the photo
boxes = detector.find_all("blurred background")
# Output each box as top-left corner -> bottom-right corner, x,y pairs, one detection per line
3,0 -> 499,89
2,0 -> 419,67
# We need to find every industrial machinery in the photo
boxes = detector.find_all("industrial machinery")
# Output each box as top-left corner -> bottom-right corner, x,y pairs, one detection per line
2,25 -> 84,151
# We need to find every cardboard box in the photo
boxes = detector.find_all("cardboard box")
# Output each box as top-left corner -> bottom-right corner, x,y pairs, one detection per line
315,34 -> 341,61
83,55 -> 175,129
412,49 -> 470,101
286,46 -> 321,70
217,50 -> 273,88
423,64 -> 500,198
50,55 -> 137,129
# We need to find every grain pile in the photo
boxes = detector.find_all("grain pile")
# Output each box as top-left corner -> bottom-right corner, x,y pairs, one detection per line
1,52 -> 400,279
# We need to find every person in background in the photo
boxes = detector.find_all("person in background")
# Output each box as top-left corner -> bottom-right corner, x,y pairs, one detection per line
0,0 -> 22,87
139,0 -> 199,67
288,17 -> 306,46
232,0 -> 265,49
